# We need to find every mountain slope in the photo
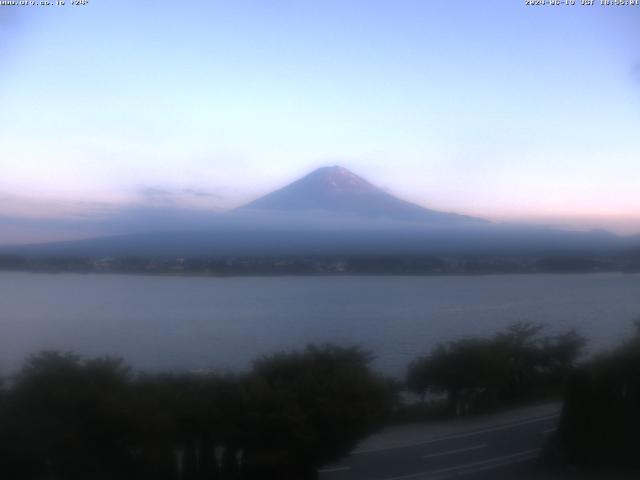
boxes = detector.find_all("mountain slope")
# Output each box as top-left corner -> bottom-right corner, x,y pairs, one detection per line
239,166 -> 486,224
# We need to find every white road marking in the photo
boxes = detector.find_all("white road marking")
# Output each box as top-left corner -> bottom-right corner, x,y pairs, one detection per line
318,466 -> 351,473
422,443 -> 488,460
353,413 -> 559,455
457,449 -> 541,476
542,427 -> 556,434
376,449 -> 541,480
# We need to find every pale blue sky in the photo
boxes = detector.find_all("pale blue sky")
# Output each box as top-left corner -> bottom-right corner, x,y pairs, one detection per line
1,0 -> 640,238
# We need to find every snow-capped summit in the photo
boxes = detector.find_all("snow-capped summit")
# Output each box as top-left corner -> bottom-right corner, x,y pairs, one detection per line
302,165 -> 374,193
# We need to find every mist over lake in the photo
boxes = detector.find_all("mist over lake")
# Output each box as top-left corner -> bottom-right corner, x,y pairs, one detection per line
1,272 -> 639,377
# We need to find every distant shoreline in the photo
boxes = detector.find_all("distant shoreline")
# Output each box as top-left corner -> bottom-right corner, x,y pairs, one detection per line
1,268 -> 637,279
2,251 -> 638,278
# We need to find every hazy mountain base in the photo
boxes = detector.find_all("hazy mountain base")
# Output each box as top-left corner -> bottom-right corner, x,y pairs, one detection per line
2,214 -> 637,261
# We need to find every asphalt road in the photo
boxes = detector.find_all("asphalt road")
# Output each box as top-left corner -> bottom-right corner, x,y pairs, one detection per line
318,403 -> 561,480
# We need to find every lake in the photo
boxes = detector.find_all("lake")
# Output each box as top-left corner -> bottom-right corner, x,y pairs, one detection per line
1,272 -> 639,377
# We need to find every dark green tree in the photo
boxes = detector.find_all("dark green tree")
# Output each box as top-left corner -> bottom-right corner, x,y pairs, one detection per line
406,323 -> 586,416
244,344 -> 392,479
5,351 -> 132,479
556,321 -> 640,470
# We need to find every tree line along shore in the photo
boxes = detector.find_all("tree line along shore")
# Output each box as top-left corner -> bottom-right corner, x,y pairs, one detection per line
2,252 -> 640,276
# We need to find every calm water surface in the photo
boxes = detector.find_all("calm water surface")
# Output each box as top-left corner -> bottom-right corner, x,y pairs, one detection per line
1,272 -> 639,376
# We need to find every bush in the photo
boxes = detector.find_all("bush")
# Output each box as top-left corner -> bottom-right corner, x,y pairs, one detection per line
406,322 -> 585,416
